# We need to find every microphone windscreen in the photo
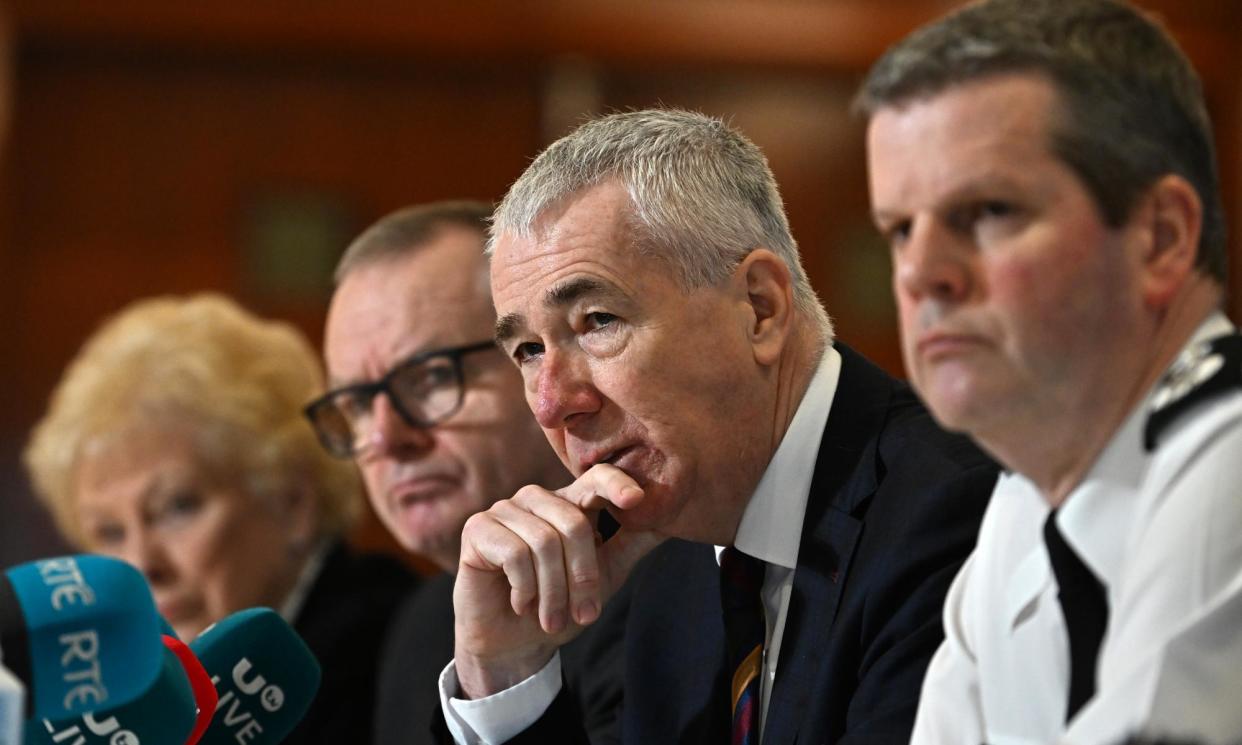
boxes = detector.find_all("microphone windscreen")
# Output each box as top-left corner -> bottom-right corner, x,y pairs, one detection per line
162,636 -> 217,745
191,608 -> 320,745
1,555 -> 162,721
29,643 -> 196,745
0,663 -> 22,745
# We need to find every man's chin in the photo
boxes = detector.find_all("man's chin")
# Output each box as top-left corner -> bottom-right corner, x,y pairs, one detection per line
391,513 -> 470,571
400,532 -> 461,573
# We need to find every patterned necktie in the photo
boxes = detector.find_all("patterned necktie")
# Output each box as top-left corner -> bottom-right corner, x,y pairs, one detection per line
720,547 -> 767,745
1043,511 -> 1109,722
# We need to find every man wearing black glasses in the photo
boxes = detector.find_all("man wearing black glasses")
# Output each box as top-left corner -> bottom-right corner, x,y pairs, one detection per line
312,201 -> 627,745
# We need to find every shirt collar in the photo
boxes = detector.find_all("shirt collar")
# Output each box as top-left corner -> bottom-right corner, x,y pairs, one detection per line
717,345 -> 841,569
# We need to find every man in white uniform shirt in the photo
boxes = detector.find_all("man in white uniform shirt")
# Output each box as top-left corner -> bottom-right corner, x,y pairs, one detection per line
858,0 -> 1242,743
432,109 -> 997,744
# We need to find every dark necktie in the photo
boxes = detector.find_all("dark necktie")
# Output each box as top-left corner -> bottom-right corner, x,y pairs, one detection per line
1043,511 -> 1109,722
720,547 -> 766,745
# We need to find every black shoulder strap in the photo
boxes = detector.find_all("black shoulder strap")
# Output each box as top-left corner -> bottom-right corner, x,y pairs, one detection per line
1144,333 -> 1242,451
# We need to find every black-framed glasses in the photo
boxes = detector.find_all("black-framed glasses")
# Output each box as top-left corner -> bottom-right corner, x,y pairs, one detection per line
304,340 -> 497,458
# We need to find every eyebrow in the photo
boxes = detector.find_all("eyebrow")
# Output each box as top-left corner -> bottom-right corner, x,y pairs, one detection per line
494,313 -> 524,347
493,277 -> 615,347
545,277 -> 607,307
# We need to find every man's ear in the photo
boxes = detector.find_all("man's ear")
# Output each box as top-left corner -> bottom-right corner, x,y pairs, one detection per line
734,249 -> 795,366
1138,174 -> 1203,310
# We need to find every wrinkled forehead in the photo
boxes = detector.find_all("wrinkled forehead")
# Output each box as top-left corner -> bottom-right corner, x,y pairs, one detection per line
867,73 -> 1061,152
490,183 -> 640,297
867,74 -> 1064,196
328,242 -> 497,367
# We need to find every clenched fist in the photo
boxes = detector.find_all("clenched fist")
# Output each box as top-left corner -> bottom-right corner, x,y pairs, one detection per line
453,464 -> 663,698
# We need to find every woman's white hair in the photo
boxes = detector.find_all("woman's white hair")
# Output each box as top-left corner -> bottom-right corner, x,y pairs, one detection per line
24,293 -> 361,546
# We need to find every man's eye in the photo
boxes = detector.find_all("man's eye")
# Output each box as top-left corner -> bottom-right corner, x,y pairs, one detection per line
882,221 -> 911,249
339,390 -> 372,417
585,312 -> 618,330
420,363 -> 457,387
513,341 -> 545,364
978,201 -> 1014,219
946,201 -> 1018,235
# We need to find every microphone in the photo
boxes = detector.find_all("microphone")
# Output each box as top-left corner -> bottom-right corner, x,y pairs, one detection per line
0,556 -> 163,722
162,636 -> 217,745
31,641 -> 198,745
190,608 -> 320,745
158,616 -> 179,642
0,662 -> 22,745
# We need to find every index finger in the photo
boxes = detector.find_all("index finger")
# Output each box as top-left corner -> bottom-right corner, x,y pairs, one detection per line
555,463 -> 645,512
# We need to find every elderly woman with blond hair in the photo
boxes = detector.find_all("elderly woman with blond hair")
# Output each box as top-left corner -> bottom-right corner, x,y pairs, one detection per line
24,293 -> 414,745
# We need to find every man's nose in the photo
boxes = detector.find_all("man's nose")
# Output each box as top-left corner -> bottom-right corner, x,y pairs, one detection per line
531,348 -> 602,430
893,217 -> 973,304
361,392 -> 434,459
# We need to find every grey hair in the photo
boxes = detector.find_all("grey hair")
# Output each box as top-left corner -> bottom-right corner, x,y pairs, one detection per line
490,109 -> 833,342
335,200 -> 493,285
856,0 -> 1226,285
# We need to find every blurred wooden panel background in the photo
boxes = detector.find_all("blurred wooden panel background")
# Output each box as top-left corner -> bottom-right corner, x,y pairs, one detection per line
2,0 -> 1239,566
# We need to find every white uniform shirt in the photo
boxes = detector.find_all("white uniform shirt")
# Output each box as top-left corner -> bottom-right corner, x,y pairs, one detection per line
439,347 -> 841,745
911,313 -> 1242,745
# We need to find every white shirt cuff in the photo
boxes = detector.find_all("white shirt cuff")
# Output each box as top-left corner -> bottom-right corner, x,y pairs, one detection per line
437,652 -> 563,745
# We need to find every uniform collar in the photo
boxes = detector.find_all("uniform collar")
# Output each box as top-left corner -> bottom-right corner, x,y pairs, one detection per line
1003,312 -> 1235,625
1060,311 -> 1235,586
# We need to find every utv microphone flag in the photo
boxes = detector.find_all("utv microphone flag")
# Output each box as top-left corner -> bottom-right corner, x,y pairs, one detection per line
30,642 -> 197,745
0,556 -> 163,721
191,608 -> 320,745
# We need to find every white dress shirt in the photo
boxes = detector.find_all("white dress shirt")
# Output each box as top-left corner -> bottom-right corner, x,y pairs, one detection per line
911,313 -> 1242,745
439,346 -> 842,744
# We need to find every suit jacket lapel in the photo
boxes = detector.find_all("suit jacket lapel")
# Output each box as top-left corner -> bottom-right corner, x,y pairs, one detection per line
622,539 -> 730,743
762,343 -> 892,745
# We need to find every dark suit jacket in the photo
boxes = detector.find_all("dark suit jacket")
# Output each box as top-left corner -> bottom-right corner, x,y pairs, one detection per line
286,541 -> 416,745
437,342 -> 997,744
376,556 -> 630,745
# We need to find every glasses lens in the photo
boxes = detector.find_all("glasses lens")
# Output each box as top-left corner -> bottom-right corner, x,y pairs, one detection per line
389,356 -> 463,425
308,397 -> 359,457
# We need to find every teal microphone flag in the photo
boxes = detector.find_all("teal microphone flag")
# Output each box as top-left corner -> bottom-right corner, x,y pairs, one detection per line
1,555 -> 163,722
192,608 -> 321,745
29,643 -> 197,745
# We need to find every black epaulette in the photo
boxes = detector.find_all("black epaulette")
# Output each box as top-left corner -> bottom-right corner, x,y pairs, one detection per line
1144,333 -> 1242,451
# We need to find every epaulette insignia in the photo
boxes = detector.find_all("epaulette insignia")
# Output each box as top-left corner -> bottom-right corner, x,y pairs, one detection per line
1144,333 -> 1242,451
